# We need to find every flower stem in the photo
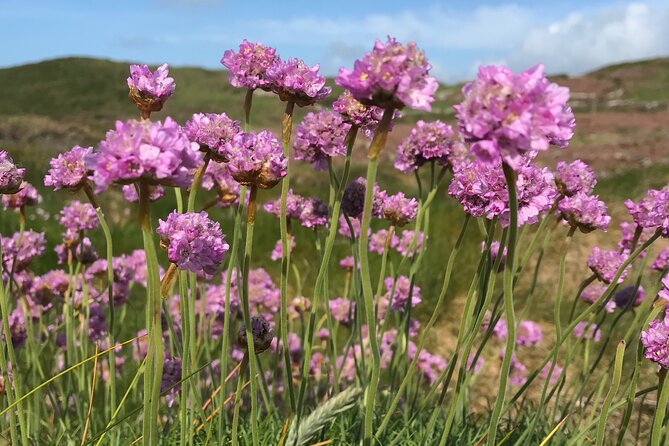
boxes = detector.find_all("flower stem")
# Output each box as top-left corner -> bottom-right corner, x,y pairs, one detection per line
487,162 -> 518,446
139,183 -> 164,446
279,101 -> 297,413
187,152 -> 211,213
231,354 -> 250,446
652,366 -> 669,445
0,241 -> 19,445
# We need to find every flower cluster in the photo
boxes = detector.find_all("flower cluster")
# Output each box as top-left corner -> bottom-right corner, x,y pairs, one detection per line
294,111 -> 350,170
329,297 -> 354,326
200,162 -> 241,207
0,151 -> 25,194
587,247 -> 629,284
336,37 -> 438,111
555,160 -> 596,196
224,131 -> 286,189
157,211 -> 228,275
89,118 -> 200,192
183,113 -> 241,161
625,188 -> 669,237
652,248 -> 669,271
44,145 -> 93,191
2,182 -> 41,209
266,58 -> 331,106
332,90 -> 388,138
394,120 -> 459,173
1,230 -> 46,271
642,316 -> 669,368
378,192 -> 418,227
558,192 -> 610,233
455,64 -> 574,169
221,40 -> 279,90
516,321 -> 542,346
127,64 -> 175,113
59,201 -> 99,232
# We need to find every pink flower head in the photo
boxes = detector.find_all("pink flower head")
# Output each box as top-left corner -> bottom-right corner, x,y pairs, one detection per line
659,276 -> 669,302
339,256 -> 356,271
294,111 -> 350,170
224,130 -> 287,189
270,236 -> 295,261
2,182 -> 41,209
625,188 -> 669,237
59,200 -> 99,232
86,257 -> 134,306
581,284 -> 607,305
587,247 -> 630,284
160,356 -> 182,408
122,184 -> 164,203
89,118 -> 200,192
395,230 -> 424,257
618,222 -> 654,256
395,120 -> 459,173
614,285 -> 646,309
482,313 -> 507,340
482,241 -> 508,269
221,40 -> 279,90
558,192 -> 610,233
642,316 -> 669,368
369,229 -> 400,254
299,197 -> 328,229
455,64 -> 574,169
555,160 -> 596,196
29,270 -> 69,306
516,320 -> 542,347
573,321 -> 601,342
652,248 -> 669,272
44,146 -> 93,191
329,297 -> 354,326
336,37 -> 438,111
183,113 -> 241,161
379,192 -> 418,227
266,58 -> 331,106
157,211 -> 229,276
127,63 -> 175,113
201,162 -> 242,208
541,362 -> 563,385
1,230 -> 46,271
342,177 -> 377,220
383,275 -> 421,312
333,90 -> 391,138
0,151 -> 25,194
500,351 -> 528,386
408,342 -> 446,384
264,189 -> 304,220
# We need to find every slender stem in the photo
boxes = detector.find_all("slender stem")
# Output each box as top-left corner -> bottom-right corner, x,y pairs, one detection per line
243,89 -> 254,132
187,152 -> 211,212
139,183 -> 164,446
279,101 -> 296,414
238,185 -> 259,446
295,125 -> 359,423
652,368 -> 669,446
487,163 -> 518,446
596,341 -> 625,446
0,242 -> 19,445
231,355 -> 249,446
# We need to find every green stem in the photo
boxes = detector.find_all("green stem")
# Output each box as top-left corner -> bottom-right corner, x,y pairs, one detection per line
487,163 -> 518,446
279,101 -> 297,414
231,355 -> 249,446
596,341 -> 625,446
0,242 -> 19,445
187,152 -> 211,212
652,368 -> 669,446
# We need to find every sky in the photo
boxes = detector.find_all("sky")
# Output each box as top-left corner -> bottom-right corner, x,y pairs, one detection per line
2,0 -> 669,82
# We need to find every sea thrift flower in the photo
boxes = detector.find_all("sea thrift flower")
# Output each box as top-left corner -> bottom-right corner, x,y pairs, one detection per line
270,236 -> 295,261
369,229 -> 399,254
156,211 -> 228,275
342,177 -> 367,219
224,131 -> 287,189
55,235 -> 98,266
396,230 -> 424,257
408,342 -> 446,384
127,64 -> 175,113
86,258 -> 133,306
122,184 -> 164,203
270,333 -> 302,363
332,90 -> 388,137
394,120 -> 458,173
652,248 -> 669,271
201,162 -> 241,207
299,197 -> 328,229
221,40 -> 279,90
2,182 -> 41,209
263,189 -> 304,220
0,151 -> 25,194
266,58 -> 331,106
482,241 -> 508,269
383,275 -> 421,312
587,247 -> 630,284
380,192 -> 418,227
8,308 -> 27,348
183,113 -> 241,161
338,216 -> 366,239
30,270 -> 69,306
659,276 -> 669,302
516,321 -> 542,346
467,354 -> 485,374
625,189 -> 669,237
614,285 -> 646,309
293,111 -> 350,170
329,298 -> 354,326
581,284 -> 607,305
555,160 -> 596,196
455,64 -> 574,169
1,230 -> 46,271
642,317 -> 669,368
573,322 -> 601,342
44,146 -> 92,191
59,200 -> 99,232
339,256 -> 356,271
237,316 -> 275,354
500,352 -> 528,386
558,192 -> 610,233
482,313 -> 508,340
88,303 -> 109,341
541,362 -> 563,385
161,357 -> 182,408
336,37 -> 438,111
618,222 -> 654,256
89,118 -> 200,192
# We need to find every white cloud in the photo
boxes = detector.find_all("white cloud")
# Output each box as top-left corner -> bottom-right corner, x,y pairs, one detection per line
508,2 -> 669,74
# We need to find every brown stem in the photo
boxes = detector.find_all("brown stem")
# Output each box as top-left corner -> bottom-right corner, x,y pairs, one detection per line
82,182 -> 100,209
138,183 -> 152,230
368,107 -> 395,159
160,263 -> 178,298
247,186 -> 258,225
244,89 -> 254,131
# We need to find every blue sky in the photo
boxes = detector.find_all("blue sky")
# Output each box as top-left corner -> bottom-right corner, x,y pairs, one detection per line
2,0 -> 669,81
